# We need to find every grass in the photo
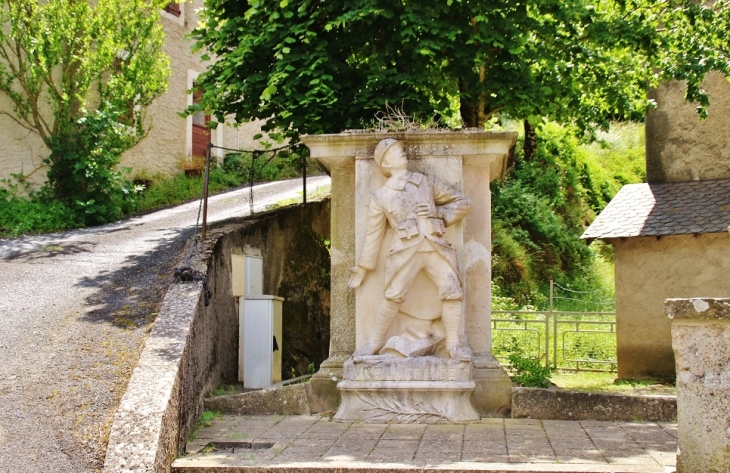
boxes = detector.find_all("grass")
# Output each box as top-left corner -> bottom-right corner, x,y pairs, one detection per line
133,156 -> 324,215
211,384 -> 240,397
552,371 -> 676,395
0,153 -> 320,238
188,410 -> 222,441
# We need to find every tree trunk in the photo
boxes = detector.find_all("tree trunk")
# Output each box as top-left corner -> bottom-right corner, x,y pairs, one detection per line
523,120 -> 537,161
459,77 -> 478,128
459,73 -> 492,129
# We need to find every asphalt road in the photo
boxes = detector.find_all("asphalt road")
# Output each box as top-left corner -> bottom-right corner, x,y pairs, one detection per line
0,175 -> 330,473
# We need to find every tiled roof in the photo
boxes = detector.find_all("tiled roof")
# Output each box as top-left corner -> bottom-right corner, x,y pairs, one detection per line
581,179 -> 730,240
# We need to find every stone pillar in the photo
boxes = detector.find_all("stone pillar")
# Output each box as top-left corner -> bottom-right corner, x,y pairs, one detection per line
462,153 -> 513,416
297,146 -> 357,412
302,131 -> 516,416
665,298 -> 730,473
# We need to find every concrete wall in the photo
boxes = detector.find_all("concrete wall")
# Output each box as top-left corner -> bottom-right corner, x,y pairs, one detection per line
646,72 -> 730,183
0,3 -> 264,185
104,199 -> 331,472
612,232 -> 730,379
204,200 -> 332,382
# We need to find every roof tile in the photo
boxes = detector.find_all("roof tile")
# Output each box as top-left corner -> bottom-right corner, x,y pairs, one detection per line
581,179 -> 730,239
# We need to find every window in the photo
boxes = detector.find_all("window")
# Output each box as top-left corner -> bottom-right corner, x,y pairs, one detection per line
164,2 -> 181,17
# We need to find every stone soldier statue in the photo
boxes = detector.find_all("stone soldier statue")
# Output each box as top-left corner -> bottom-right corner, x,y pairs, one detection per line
348,138 -> 472,359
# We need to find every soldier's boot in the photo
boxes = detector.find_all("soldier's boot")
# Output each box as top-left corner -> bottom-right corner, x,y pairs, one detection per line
353,299 -> 400,357
442,300 -> 472,360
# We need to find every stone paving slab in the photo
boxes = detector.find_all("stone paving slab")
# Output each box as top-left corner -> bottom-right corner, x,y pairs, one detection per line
172,415 -> 677,473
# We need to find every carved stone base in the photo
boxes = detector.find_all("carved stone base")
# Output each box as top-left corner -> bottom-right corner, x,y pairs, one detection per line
334,356 -> 480,423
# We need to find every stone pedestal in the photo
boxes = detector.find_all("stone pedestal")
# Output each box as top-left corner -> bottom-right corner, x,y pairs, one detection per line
335,356 -> 479,423
302,130 -> 517,417
666,298 -> 730,473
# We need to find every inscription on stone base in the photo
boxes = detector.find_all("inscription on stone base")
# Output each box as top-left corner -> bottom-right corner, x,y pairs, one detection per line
345,355 -> 472,381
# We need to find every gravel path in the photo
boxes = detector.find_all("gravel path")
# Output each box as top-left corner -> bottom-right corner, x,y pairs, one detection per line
0,176 -> 330,473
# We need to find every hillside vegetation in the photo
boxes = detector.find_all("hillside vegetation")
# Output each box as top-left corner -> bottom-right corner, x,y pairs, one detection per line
492,121 -> 645,307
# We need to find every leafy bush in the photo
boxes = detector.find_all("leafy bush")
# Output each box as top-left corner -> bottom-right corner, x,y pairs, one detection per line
509,352 -> 554,388
0,175 -> 80,237
506,341 -> 554,388
44,107 -> 142,225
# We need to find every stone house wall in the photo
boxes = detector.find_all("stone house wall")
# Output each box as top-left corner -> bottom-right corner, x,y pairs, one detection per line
611,232 -> 730,379
646,71 -> 730,183
0,2 -> 264,186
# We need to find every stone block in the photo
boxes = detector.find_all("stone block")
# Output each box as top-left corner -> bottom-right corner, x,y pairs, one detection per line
666,297 -> 730,473
335,356 -> 479,423
512,387 -> 677,422
472,365 -> 513,417
204,384 -> 311,416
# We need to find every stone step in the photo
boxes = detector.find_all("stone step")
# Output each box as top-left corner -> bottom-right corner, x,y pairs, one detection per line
172,461 -> 674,472
511,387 -> 677,422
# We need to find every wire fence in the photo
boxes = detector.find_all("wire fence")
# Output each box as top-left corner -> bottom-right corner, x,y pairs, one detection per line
208,142 -> 304,216
179,141 -> 313,304
492,281 -> 617,372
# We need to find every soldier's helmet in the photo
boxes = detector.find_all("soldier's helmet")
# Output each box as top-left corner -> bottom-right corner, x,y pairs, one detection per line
373,138 -> 400,168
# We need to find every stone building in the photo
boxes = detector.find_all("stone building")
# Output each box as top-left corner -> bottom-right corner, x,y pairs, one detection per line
0,2 -> 262,185
582,72 -> 730,380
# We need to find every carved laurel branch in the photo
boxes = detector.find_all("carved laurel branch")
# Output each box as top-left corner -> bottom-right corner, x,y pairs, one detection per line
356,392 -> 451,423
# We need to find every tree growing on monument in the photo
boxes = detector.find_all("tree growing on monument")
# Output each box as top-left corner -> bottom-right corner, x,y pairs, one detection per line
190,0 -> 730,150
0,0 -> 170,224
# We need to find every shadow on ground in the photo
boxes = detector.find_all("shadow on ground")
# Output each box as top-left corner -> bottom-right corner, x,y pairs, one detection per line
75,227 -> 194,329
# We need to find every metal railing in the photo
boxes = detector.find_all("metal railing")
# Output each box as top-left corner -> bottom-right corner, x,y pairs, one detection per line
492,281 -> 617,372
492,310 -> 616,372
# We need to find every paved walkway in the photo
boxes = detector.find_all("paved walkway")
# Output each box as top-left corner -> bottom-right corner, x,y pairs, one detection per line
173,415 -> 677,472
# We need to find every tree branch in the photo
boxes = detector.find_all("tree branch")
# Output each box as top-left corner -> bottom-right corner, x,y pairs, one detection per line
0,110 -> 36,134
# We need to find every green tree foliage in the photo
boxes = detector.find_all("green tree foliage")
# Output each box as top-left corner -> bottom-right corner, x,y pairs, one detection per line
0,0 -> 170,224
191,0 -> 730,140
492,122 -> 644,302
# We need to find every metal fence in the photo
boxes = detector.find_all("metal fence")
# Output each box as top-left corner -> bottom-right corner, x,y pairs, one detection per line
492,281 -> 617,372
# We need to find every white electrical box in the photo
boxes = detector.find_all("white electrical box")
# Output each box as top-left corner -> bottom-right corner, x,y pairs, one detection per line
240,295 -> 283,389
231,254 -> 263,297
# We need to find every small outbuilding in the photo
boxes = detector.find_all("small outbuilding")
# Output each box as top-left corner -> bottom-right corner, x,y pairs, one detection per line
582,72 -> 730,379
582,179 -> 730,379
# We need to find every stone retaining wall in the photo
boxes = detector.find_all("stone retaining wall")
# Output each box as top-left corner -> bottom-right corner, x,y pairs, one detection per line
103,199 -> 331,473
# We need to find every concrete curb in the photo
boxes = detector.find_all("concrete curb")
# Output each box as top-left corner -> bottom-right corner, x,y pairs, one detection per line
103,282 -> 203,473
512,387 -> 677,422
205,383 -> 311,416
